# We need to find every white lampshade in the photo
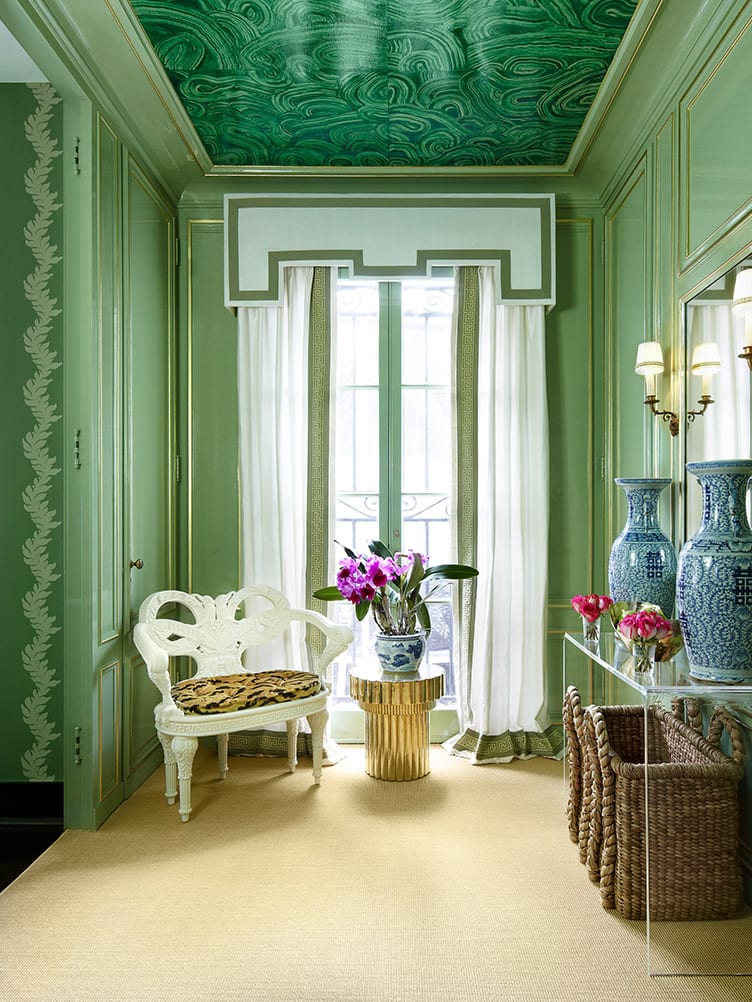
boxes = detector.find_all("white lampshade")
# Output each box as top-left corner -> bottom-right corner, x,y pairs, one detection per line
690,341 -> 721,374
634,340 -> 664,376
732,269 -> 752,318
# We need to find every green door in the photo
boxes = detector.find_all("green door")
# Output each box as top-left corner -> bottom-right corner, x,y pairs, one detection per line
121,158 -> 176,799
86,125 -> 176,827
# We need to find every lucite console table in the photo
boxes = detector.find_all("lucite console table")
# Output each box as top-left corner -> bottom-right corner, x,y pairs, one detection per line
563,631 -> 752,977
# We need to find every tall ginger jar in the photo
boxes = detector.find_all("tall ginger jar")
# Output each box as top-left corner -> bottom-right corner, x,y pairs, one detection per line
676,460 -> 752,683
608,478 -> 677,616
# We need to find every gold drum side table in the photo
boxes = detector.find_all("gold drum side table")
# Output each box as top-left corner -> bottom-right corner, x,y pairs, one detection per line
349,664 -> 444,781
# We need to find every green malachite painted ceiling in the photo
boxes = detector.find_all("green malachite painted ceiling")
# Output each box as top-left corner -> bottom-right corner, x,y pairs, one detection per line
129,0 -> 638,169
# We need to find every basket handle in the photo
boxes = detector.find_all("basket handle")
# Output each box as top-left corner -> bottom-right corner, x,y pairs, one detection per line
588,707 -> 616,907
670,696 -> 703,733
707,706 -> 745,766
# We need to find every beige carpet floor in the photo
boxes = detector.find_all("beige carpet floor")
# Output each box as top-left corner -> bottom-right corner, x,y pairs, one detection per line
1,745 -> 751,1002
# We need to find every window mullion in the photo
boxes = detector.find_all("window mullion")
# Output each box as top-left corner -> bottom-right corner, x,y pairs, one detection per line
379,282 -> 402,550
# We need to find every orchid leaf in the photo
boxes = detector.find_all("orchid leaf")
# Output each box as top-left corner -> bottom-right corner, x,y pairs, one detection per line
355,600 -> 371,622
405,552 -> 425,591
424,563 -> 478,580
416,603 -> 431,634
368,539 -> 393,559
313,585 -> 344,601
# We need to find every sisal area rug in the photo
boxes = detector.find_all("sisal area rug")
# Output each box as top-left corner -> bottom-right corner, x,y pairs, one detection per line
1,745 -> 751,1002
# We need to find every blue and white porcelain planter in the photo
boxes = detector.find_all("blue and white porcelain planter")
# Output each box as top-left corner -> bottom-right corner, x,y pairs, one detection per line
374,632 -> 426,673
676,459 -> 752,684
608,478 -> 677,617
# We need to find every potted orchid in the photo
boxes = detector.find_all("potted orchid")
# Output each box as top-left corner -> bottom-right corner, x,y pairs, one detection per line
314,540 -> 478,672
571,592 -> 613,646
617,608 -> 672,674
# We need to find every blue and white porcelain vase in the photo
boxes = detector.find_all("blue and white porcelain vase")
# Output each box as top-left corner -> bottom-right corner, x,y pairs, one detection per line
374,633 -> 426,673
608,478 -> 677,616
676,460 -> 752,684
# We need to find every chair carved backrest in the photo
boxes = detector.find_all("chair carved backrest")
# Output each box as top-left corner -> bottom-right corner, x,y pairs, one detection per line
135,586 -> 350,711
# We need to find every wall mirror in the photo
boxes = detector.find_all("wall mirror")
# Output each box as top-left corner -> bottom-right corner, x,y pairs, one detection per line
684,257 -> 752,533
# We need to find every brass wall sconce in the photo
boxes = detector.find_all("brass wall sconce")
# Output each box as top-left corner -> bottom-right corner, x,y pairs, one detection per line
635,340 -> 679,436
635,339 -> 719,436
687,342 -> 720,423
732,268 -> 752,369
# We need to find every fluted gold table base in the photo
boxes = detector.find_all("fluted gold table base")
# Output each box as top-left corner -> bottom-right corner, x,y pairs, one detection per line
349,666 -> 445,781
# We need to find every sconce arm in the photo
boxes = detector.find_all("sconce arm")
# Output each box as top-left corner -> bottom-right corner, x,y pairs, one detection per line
644,395 -> 679,437
687,395 -> 713,423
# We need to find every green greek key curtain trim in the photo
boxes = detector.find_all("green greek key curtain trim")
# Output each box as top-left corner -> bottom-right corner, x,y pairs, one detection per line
305,267 -> 332,667
452,266 -> 479,726
445,267 -> 562,764
449,725 -> 563,762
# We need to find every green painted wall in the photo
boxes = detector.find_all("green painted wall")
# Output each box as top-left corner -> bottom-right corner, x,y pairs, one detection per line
0,83 -> 64,784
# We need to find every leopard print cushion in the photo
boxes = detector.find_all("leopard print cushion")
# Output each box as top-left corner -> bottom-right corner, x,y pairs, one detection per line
171,671 -> 322,715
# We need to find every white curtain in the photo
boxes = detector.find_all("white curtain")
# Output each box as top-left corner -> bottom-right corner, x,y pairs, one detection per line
445,266 -> 558,763
687,303 -> 750,461
237,267 -> 314,670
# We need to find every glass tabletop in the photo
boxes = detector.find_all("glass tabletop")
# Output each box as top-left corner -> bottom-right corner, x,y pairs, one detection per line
564,630 -> 752,697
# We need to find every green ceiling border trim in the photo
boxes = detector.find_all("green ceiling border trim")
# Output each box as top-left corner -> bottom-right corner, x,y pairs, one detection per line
225,194 -> 554,307
20,82 -> 63,782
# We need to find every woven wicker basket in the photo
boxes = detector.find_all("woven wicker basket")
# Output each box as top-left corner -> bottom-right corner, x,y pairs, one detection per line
586,702 -> 745,921
563,685 -> 594,869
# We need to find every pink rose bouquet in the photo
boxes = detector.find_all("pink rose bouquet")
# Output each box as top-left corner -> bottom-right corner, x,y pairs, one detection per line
618,609 -> 672,672
571,593 -> 613,645
571,593 -> 614,623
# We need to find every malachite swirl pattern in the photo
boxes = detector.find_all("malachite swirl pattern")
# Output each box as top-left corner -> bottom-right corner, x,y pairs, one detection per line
129,0 -> 637,168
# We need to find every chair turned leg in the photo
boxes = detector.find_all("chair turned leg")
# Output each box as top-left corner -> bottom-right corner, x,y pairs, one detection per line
286,719 -> 299,773
307,708 -> 328,785
217,733 -> 229,780
172,735 -> 199,822
158,732 -> 178,806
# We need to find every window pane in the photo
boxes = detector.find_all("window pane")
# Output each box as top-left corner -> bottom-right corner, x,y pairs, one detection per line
330,277 -> 456,707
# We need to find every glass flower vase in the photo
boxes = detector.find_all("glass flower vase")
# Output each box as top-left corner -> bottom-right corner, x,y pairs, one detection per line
633,644 -> 656,675
582,616 -> 600,647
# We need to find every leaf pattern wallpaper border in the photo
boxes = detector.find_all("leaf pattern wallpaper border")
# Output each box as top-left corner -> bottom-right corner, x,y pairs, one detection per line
20,83 -> 63,781
129,0 -> 638,168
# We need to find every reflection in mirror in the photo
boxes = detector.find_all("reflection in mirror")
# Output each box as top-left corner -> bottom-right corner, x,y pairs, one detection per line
685,259 -> 752,532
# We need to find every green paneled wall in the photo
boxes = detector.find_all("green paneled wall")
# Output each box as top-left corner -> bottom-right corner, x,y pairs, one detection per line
0,83 -> 64,783
545,215 -> 604,716
183,219 -> 240,596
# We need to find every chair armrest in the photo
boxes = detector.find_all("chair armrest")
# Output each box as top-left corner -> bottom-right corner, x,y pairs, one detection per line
288,609 -> 354,678
133,622 -> 178,710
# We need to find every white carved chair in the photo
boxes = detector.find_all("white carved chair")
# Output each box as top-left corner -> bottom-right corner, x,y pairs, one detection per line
133,586 -> 353,822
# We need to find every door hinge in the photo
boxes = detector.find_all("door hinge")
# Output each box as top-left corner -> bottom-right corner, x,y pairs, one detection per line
175,453 -> 181,484
74,725 -> 82,765
175,236 -> 180,268
73,137 -> 81,175
73,428 -> 82,470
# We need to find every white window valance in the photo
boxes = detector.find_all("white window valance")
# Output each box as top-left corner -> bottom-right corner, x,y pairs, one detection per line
224,192 -> 555,308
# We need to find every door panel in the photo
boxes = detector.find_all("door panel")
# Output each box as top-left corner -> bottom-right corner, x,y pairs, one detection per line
93,118 -> 125,825
122,159 -> 175,796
